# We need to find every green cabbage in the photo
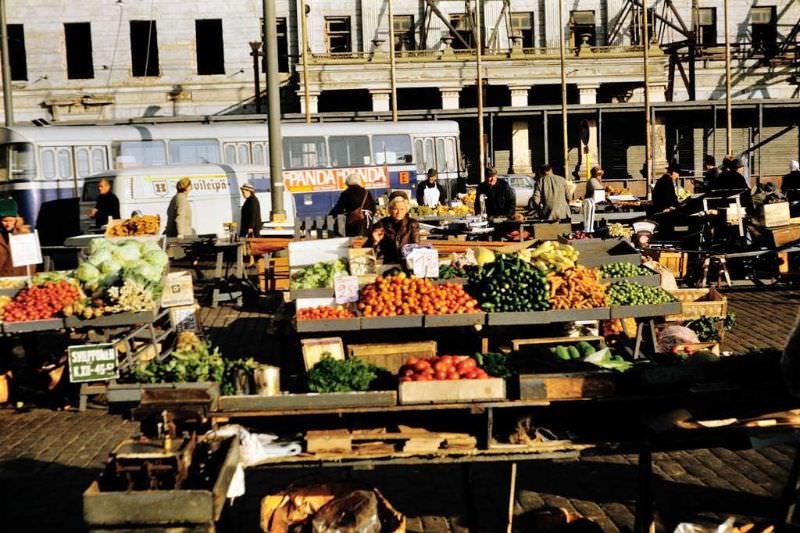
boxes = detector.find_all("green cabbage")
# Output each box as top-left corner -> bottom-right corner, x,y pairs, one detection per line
144,250 -> 169,269
100,259 -> 122,276
129,262 -> 163,284
88,238 -> 112,256
140,240 -> 162,255
76,262 -> 100,284
88,249 -> 112,267
112,242 -> 141,264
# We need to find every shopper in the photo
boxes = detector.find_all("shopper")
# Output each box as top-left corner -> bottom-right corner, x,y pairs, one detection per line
713,157 -> 752,209
781,160 -> 800,193
0,198 -> 31,277
239,184 -> 262,237
528,164 -> 572,221
475,168 -> 515,218
87,178 -> 120,229
585,166 -> 605,200
367,195 -> 420,264
165,177 -> 194,238
702,155 -> 720,191
652,164 -> 681,212
416,168 -> 446,207
329,174 -> 376,237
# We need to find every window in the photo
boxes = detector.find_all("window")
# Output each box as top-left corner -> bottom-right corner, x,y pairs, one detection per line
329,136 -> 370,166
7,24 -> 27,81
436,139 -> 447,173
392,15 -> 415,51
252,143 -> 266,165
169,139 -> 220,164
64,22 -> 94,79
373,134 -> 412,164
283,137 -> 327,169
570,11 -> 596,47
76,147 -> 90,177
224,144 -> 236,164
118,140 -> 167,166
444,138 -> 457,172
91,147 -> 107,172
8,143 -> 35,180
83,178 -> 113,202
41,148 -> 56,179
57,148 -> 73,178
130,20 -> 159,77
325,17 -> 352,53
196,19 -> 225,75
510,12 -> 534,48
751,7 -> 777,56
237,144 -> 250,164
695,8 -> 717,46
414,139 -> 425,173
424,138 -> 435,171
277,18 -> 289,72
449,14 -> 476,49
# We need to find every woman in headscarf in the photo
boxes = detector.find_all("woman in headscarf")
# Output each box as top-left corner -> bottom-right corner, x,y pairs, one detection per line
239,183 -> 262,237
165,177 -> 194,238
329,174 -> 376,237
366,194 -> 420,264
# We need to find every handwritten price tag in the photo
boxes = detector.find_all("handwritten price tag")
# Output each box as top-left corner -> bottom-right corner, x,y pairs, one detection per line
334,275 -> 360,304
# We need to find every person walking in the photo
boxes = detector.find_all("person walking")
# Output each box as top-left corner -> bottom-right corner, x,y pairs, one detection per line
329,174 -> 376,237
528,164 -> 572,221
0,198 -> 31,277
166,177 -> 194,238
87,178 -> 120,229
475,168 -> 515,218
239,184 -> 262,237
416,168 -> 446,207
585,166 -> 605,200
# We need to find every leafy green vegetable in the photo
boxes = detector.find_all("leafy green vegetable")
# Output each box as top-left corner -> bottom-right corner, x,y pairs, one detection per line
133,339 -> 224,384
306,355 -> 378,393
221,357 -> 259,396
291,259 -> 348,290
687,311 -> 736,342
474,352 -> 515,378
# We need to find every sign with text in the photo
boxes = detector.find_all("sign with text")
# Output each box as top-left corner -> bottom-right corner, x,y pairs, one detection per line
283,166 -> 390,193
10,231 -> 43,268
170,305 -> 199,333
406,248 -> 439,278
334,275 -> 360,304
68,343 -> 118,383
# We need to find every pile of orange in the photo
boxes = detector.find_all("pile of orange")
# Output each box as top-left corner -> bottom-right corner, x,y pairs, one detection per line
357,273 -> 479,317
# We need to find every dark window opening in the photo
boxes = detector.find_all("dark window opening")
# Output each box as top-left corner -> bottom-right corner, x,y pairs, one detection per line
64,22 -> 94,79
258,18 -> 289,72
449,14 -> 477,49
325,17 -> 352,53
7,24 -> 27,81
196,19 -> 225,75
696,8 -> 717,46
393,15 -> 415,51
631,8 -> 656,45
570,11 -> 596,47
510,12 -> 534,48
130,20 -> 159,77
751,6 -> 777,56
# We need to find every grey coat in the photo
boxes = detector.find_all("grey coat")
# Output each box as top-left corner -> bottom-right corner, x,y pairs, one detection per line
529,173 -> 572,221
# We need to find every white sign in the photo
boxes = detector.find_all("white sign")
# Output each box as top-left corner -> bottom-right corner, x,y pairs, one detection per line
10,231 -> 43,268
593,189 -> 606,203
334,275 -> 360,304
170,305 -> 199,333
406,248 -> 439,278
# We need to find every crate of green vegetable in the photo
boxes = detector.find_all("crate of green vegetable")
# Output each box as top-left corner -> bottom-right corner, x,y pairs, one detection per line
289,259 -> 349,291
599,262 -> 661,286
306,356 -> 387,394
607,281 -> 680,318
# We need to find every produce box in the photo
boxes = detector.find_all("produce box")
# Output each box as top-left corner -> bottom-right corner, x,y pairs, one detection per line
64,309 -> 160,329
106,382 -> 220,405
1,318 -> 65,334
574,239 -> 641,267
295,317 -> 361,333
487,311 -> 552,326
289,287 -> 335,301
218,391 -> 397,412
0,276 -> 27,296
610,302 -> 681,319
764,224 -> 800,248
301,337 -> 345,371
424,312 -> 486,328
755,202 -> 791,228
517,371 -> 616,400
530,222 -> 571,241
543,308 -> 610,323
398,377 -> 506,405
348,341 -> 436,374
161,271 -> 194,308
646,250 -> 688,278
665,288 -> 726,322
360,314 -> 422,330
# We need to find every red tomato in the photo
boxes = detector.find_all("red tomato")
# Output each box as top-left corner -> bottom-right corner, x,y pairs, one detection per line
406,357 -> 419,366
456,359 -> 477,374
413,360 -> 431,372
476,369 -> 489,379
446,371 -> 460,380
434,371 -> 447,381
433,360 -> 449,373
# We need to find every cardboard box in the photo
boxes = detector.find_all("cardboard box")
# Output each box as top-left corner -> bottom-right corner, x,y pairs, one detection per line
161,271 -> 194,308
398,378 -> 506,404
756,202 -> 791,228
301,337 -> 345,371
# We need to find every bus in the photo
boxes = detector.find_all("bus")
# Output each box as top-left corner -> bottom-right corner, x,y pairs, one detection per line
0,120 -> 462,238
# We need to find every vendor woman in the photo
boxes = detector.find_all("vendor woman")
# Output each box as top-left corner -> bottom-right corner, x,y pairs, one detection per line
367,194 -> 420,264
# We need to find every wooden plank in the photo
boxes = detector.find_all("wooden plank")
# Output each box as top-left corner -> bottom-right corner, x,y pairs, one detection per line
211,437 -> 240,520
424,312 -> 486,328
399,378 -> 506,405
610,302 -> 682,319
218,391 -> 397,412
348,341 -> 437,374
307,429 -> 352,453
83,481 -> 214,525
518,372 -> 616,400
511,335 -> 604,351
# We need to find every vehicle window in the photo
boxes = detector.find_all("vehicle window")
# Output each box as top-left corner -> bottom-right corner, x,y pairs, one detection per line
223,144 -> 237,164
169,139 -> 220,164
436,138 -> 446,173
283,136 -> 327,169
10,143 -> 35,180
91,147 -> 107,172
119,140 -> 167,166
329,135 -> 370,166
57,148 -> 73,178
445,138 -> 457,172
76,147 -> 90,177
41,148 -> 56,179
372,134 -> 412,165
424,138 -> 434,172
237,144 -> 250,164
252,143 -> 265,165
414,139 -> 425,173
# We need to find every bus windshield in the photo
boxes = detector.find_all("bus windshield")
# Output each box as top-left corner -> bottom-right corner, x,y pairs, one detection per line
117,140 -> 167,167
0,142 -> 36,181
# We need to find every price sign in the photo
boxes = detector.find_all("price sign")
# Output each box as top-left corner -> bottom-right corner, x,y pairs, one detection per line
334,275 -> 360,304
68,343 -> 118,383
10,231 -> 43,268
170,305 -> 199,333
407,248 -> 439,278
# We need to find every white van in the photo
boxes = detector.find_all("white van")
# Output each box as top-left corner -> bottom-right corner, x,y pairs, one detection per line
79,164 -> 296,237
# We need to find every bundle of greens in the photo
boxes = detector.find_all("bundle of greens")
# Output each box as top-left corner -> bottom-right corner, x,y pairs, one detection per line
306,355 -> 379,393
134,332 -> 224,384
290,259 -> 348,290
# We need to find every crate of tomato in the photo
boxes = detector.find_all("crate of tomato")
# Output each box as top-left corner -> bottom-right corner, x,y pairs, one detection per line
397,355 -> 506,405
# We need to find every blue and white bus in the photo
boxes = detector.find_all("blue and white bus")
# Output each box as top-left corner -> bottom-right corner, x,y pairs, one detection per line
0,120 -> 462,230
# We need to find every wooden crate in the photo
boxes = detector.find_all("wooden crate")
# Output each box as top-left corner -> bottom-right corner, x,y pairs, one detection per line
765,224 -> 800,248
398,378 -> 506,405
666,288 -> 727,321
301,337 -> 345,371
517,371 -> 616,400
348,341 -> 436,374
755,202 -> 791,228
652,250 -> 688,278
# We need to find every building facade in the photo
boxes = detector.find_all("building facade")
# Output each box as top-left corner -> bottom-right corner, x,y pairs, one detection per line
3,1 -> 799,180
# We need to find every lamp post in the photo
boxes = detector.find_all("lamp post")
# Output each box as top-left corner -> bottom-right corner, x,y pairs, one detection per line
558,0 -> 568,176
643,0 -> 653,192
476,0 -> 485,181
299,0 -> 311,124
0,0 -> 14,126
388,0 -> 398,122
263,0 -> 285,220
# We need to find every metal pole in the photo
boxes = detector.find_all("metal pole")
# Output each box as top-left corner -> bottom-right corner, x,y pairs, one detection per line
249,42 -> 262,114
0,0 -> 14,126
299,0 -> 311,124
558,0 -> 568,176
388,0 -> 398,122
264,0 -> 285,220
543,111 -> 549,164
723,0 -> 732,154
476,0 -> 485,180
643,0 -> 653,193
757,103 -> 763,180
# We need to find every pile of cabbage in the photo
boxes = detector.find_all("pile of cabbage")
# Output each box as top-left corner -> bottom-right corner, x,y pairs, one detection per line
76,238 -> 168,296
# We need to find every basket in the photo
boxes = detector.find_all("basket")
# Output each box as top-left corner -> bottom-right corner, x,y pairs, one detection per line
665,288 -> 727,321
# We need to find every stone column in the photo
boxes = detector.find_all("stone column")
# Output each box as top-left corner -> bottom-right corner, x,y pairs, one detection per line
653,116 -> 668,174
509,86 -> 530,107
371,90 -> 391,112
577,83 -> 599,105
544,0 -> 562,49
575,119 -> 599,180
440,89 -> 461,110
299,91 -> 319,115
511,120 -> 533,175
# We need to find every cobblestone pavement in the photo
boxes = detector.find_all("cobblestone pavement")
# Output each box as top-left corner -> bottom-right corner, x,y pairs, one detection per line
0,286 -> 798,532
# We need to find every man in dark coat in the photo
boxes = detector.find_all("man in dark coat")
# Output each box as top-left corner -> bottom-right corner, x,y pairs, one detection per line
702,155 -> 720,192
712,158 -> 752,209
416,168 -> 446,207
239,184 -> 262,237
781,161 -> 800,193
652,164 -> 680,213
88,178 -> 120,228
475,168 -> 515,218
329,174 -> 376,237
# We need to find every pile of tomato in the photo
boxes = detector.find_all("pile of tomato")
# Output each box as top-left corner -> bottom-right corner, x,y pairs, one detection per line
398,355 -> 489,382
297,305 -> 355,320
357,274 -> 480,318
2,281 -> 82,323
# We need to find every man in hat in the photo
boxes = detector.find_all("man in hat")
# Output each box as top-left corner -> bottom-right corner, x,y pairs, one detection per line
0,198 -> 31,277
475,168 -> 515,218
87,178 -> 120,229
239,183 -> 262,237
652,163 -> 681,213
713,157 -> 752,209
416,168 -> 446,208
702,155 -> 720,192
329,174 -> 376,237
